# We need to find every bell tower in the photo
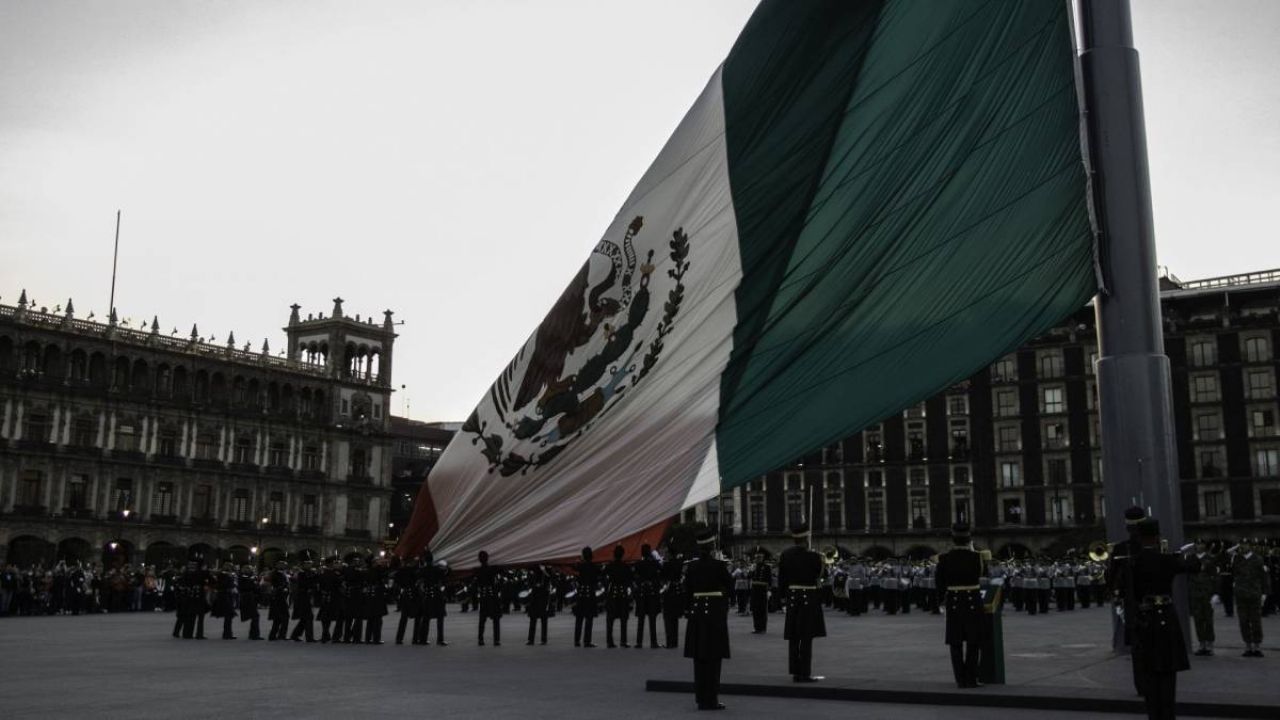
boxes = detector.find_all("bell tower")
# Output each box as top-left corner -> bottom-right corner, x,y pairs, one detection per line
284,297 -> 397,428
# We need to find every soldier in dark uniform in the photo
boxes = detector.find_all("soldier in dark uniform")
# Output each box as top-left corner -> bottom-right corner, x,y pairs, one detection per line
267,561 -> 291,640
525,565 -> 553,645
418,551 -> 449,645
749,550 -> 772,634
1217,543 -> 1235,618
211,562 -> 239,640
660,547 -> 685,649
632,544 -> 662,649
1107,505 -> 1149,696
1188,541 -> 1217,656
393,556 -> 420,645
683,529 -> 731,711
365,555 -> 389,644
290,559 -> 317,642
573,547 -> 600,648
1117,518 -> 1198,720
604,545 -> 633,648
170,564 -> 188,638
342,556 -> 366,643
238,564 -> 263,640
475,550 -> 503,646
935,523 -> 985,688
1233,539 -> 1271,657
778,524 -> 824,682
317,557 -> 343,643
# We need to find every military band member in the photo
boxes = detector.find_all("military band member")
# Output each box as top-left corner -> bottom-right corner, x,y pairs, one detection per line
342,556 -> 366,644
633,544 -> 662,649
684,529 -> 731,711
1188,541 -> 1217,656
1119,519 -> 1198,720
604,545 -> 633,648
749,550 -> 772,633
778,523 -> 825,683
238,564 -> 263,640
660,546 -> 685,649
1233,539 -> 1270,657
317,557 -> 343,644
267,561 -> 291,641
393,556 -> 420,645
363,555 -> 388,644
291,559 -> 317,642
573,547 -> 600,648
525,565 -> 553,645
419,551 -> 449,646
475,550 -> 503,646
211,562 -> 239,640
935,523 -> 985,688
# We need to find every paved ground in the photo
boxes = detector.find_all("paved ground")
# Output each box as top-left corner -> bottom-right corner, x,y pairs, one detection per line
1,603 -> 1274,719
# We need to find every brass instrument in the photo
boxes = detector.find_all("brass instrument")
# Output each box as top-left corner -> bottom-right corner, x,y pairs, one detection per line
1087,541 -> 1111,563
821,546 -> 840,566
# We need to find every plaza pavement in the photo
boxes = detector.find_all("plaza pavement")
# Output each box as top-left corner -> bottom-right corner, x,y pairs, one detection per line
0,602 -> 1273,719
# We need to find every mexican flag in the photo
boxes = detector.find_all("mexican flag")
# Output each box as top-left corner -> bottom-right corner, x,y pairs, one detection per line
399,0 -> 1096,567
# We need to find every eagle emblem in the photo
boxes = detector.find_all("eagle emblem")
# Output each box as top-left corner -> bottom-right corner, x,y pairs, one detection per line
463,216 -> 691,476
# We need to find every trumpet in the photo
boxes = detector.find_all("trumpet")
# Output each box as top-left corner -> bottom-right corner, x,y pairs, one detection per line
1087,541 -> 1111,563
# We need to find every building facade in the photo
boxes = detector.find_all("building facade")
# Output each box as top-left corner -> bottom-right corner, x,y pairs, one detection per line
387,417 -> 455,543
0,294 -> 399,568
687,269 -> 1280,559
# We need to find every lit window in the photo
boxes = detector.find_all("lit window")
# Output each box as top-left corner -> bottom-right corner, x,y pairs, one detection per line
1041,387 -> 1065,414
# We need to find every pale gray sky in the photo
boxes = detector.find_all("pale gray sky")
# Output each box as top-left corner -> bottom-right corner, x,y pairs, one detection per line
2,1 -> 1277,423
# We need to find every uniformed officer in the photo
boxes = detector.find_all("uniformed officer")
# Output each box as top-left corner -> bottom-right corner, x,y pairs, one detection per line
633,544 -> 663,649
342,556 -> 366,643
525,564 -> 553,645
660,546 -> 685,649
1119,519 -> 1198,720
604,545 -> 633,648
211,562 -> 239,640
290,559 -> 317,642
237,564 -> 263,640
475,550 -> 503,646
364,555 -> 389,644
935,523 -> 985,688
317,557 -> 343,643
778,523 -> 825,682
267,561 -> 291,641
1188,541 -> 1217,656
684,529 -> 731,711
418,551 -> 449,645
573,547 -> 600,648
1108,505 -> 1149,696
1233,539 -> 1271,657
748,550 -> 772,633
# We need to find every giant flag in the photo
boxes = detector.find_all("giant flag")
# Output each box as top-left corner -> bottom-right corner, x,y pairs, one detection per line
399,0 -> 1097,567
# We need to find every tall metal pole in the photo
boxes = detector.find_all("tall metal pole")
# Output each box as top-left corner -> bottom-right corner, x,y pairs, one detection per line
1074,0 -> 1188,649
109,210 -> 121,316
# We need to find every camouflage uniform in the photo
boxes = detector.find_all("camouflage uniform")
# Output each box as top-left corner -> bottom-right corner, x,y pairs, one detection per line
1233,549 -> 1271,656
1188,552 -> 1217,652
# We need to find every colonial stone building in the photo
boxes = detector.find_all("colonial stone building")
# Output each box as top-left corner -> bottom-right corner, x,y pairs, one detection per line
0,293 -> 399,568
687,268 -> 1280,560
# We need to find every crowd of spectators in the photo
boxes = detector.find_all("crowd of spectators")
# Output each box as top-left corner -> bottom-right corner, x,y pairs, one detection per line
0,561 -> 172,616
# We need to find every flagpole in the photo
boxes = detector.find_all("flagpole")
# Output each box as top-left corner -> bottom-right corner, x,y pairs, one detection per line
1074,0 -> 1187,649
108,210 -> 121,316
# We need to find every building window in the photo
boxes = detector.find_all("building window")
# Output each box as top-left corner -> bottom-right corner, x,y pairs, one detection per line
992,356 -> 1017,382
719,494 -> 735,530
748,493 -> 765,531
1189,339 -> 1216,367
1246,369 -> 1275,400
157,429 -> 179,457
997,425 -> 1020,453
1244,336 -> 1271,363
1259,487 -> 1280,516
786,488 -> 804,529
302,445 -> 321,471
1044,422 -> 1066,449
111,478 -> 133,512
346,497 -> 366,530
196,432 -> 219,460
1251,409 -> 1276,438
952,489 -> 972,524
300,495 -> 318,527
995,389 -> 1018,417
867,494 -> 885,530
1202,489 -> 1227,520
1254,448 -> 1279,477
269,441 -> 289,467
1038,351 -> 1063,379
231,489 -> 251,523
908,467 -> 927,486
153,482 -> 174,516
953,466 -> 971,485
1046,457 -> 1069,486
268,491 -> 285,524
1002,497 -> 1023,524
350,447 -> 370,479
865,471 -> 884,488
1000,461 -> 1021,488
907,422 -> 925,460
193,485 -> 213,519
1086,381 -> 1097,411
904,403 -> 926,419
1048,494 -> 1072,526
948,394 -> 969,416
22,411 -> 51,444
1194,411 -> 1221,441
865,429 -> 884,463
19,470 -> 43,506
949,420 -> 969,458
72,416 -> 96,447
1086,348 -> 1098,375
1191,374 -> 1220,403
233,436 -> 255,464
825,484 -> 843,531
909,492 -> 929,529
1199,448 -> 1225,478
115,423 -> 138,452
67,474 -> 88,511
1041,387 -> 1065,415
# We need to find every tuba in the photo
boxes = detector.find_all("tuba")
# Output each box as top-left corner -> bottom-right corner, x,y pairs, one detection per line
1087,541 -> 1111,563
821,546 -> 840,566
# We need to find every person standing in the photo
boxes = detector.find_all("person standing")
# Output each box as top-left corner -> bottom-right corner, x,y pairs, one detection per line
343,556 -> 366,643
393,556 -> 420,645
633,544 -> 662,649
475,551 -> 503,646
238,564 -> 263,640
211,562 -> 239,640
419,552 -> 449,646
573,547 -> 600,648
317,557 -> 343,644
660,547 -> 685,649
525,565 -> 552,645
1188,541 -> 1217,656
749,551 -> 772,633
1217,544 -> 1235,619
267,561 -> 291,641
683,529 -> 731,712
1108,505 -> 1149,697
604,545 -> 633,648
935,523 -> 985,689
365,555 -> 389,644
778,523 -> 825,683
1121,519 -> 1198,720
1233,539 -> 1271,658
290,559 -> 317,642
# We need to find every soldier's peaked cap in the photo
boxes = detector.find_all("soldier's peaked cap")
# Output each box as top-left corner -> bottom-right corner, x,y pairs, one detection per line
696,529 -> 718,545
790,523 -> 809,539
1136,518 -> 1160,538
1123,506 -> 1147,525
951,522 -> 971,538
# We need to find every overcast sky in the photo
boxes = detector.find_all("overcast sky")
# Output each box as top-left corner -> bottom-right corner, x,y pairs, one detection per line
2,0 -> 1277,424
